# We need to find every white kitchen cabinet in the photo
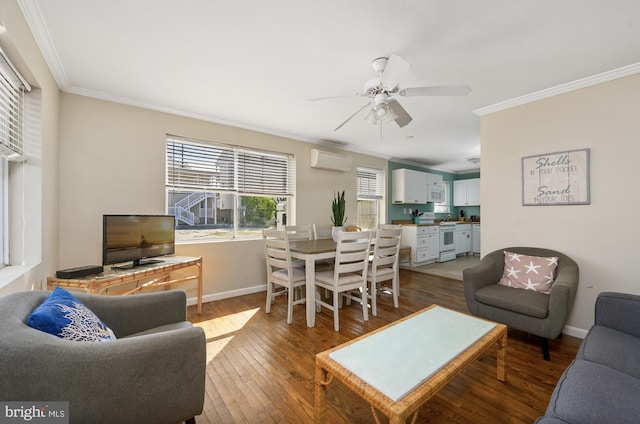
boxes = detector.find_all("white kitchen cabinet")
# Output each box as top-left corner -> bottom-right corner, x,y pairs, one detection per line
400,225 -> 439,266
472,224 -> 480,255
392,168 -> 427,204
453,178 -> 481,206
455,224 -> 471,255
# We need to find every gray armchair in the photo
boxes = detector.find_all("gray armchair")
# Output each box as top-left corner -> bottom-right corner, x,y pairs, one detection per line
0,289 -> 206,424
463,247 -> 579,360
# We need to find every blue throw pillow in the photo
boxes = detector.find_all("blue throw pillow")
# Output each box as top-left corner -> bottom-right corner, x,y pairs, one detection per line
27,287 -> 116,342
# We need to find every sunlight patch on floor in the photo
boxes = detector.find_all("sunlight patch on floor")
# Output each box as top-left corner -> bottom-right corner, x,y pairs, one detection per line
194,308 -> 261,362
193,307 -> 260,340
204,335 -> 234,363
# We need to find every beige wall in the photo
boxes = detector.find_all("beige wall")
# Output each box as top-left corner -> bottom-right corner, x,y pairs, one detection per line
480,73 -> 640,334
0,0 -> 60,295
58,93 -> 387,300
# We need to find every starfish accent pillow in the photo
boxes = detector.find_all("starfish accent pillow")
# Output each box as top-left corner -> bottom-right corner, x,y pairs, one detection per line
27,287 -> 116,341
498,251 -> 559,294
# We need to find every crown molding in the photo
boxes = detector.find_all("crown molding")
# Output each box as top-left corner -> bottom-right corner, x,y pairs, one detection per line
473,62 -> 640,116
17,0 -> 69,89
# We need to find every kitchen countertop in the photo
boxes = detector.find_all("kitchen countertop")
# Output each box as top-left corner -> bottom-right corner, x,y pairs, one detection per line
391,220 -> 480,226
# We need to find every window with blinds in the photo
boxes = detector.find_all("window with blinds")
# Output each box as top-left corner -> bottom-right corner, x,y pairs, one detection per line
166,136 -> 295,241
356,166 -> 383,228
0,48 -> 30,161
357,167 -> 384,200
434,181 -> 451,213
0,48 -> 30,269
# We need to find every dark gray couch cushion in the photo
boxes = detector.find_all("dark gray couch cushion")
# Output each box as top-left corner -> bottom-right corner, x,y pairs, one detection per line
475,284 -> 549,318
577,325 -> 640,380
545,359 -> 640,424
122,321 -> 194,338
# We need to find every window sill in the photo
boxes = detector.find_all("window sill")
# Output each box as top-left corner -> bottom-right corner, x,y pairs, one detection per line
0,263 -> 38,292
176,236 -> 262,245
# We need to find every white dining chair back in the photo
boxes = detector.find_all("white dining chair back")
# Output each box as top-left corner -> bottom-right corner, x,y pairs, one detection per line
367,227 -> 403,316
312,224 -> 333,240
262,229 -> 306,324
380,224 -> 402,230
285,224 -> 313,240
314,230 -> 372,331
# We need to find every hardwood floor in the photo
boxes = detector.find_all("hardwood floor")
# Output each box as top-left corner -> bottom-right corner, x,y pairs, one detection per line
187,270 -> 581,423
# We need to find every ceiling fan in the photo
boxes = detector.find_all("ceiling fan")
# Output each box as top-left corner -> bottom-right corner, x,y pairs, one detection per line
311,55 -> 471,131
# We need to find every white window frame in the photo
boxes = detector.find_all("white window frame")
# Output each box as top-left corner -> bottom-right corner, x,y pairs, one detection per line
0,48 -> 30,269
166,135 -> 295,242
356,166 -> 383,229
0,159 -> 6,267
434,180 -> 451,213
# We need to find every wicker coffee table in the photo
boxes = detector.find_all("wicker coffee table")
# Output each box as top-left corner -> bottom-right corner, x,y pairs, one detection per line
314,305 -> 507,423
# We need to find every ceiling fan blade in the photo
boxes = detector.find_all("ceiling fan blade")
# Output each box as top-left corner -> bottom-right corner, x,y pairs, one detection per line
388,99 -> 412,128
308,93 -> 363,101
380,55 -> 411,90
334,102 -> 372,131
399,85 -> 471,97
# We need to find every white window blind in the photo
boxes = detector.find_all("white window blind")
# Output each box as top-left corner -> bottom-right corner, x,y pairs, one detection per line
434,180 -> 451,213
357,166 -> 383,200
166,136 -> 295,196
0,48 -> 30,160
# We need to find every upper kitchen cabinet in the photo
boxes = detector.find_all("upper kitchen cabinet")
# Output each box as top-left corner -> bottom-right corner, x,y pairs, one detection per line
392,168 -> 427,204
453,178 -> 481,206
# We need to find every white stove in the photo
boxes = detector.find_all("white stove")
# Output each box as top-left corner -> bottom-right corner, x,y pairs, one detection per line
437,222 -> 456,262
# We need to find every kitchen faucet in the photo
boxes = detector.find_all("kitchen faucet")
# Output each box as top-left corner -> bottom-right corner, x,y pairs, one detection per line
446,214 -> 451,222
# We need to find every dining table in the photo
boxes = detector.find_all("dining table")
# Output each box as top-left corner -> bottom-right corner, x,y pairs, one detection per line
288,237 -> 338,327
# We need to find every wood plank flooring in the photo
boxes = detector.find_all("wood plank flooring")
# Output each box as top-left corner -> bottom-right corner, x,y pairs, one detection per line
187,270 -> 581,423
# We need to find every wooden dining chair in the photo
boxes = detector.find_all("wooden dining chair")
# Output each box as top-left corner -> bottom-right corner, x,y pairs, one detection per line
314,230 -> 372,331
262,229 -> 306,324
367,227 -> 403,316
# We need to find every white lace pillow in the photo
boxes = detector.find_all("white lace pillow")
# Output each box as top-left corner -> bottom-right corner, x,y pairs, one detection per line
498,251 -> 558,294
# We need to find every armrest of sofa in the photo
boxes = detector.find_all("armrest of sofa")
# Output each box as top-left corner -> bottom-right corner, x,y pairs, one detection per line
0,321 -> 206,424
76,290 -> 188,337
594,292 -> 640,338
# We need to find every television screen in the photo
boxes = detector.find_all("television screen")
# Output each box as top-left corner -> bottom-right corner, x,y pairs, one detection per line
103,215 -> 175,267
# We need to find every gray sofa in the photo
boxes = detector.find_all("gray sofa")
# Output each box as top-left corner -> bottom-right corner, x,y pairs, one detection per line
536,292 -> 640,423
463,247 -> 579,360
0,289 -> 206,424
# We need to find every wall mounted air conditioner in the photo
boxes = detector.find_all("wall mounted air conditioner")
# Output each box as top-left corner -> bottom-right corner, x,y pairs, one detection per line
310,149 -> 353,172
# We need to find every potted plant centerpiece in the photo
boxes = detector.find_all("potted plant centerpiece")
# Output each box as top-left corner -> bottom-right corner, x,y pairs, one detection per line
331,190 -> 346,241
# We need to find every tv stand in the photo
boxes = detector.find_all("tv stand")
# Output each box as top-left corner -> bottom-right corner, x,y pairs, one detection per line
47,256 -> 203,314
112,258 -> 164,270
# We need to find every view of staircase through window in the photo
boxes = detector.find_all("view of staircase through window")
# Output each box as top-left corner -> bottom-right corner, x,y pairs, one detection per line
166,136 -> 295,241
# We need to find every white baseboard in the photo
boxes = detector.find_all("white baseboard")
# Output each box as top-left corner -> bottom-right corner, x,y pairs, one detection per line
563,325 -> 588,340
187,284 -> 266,308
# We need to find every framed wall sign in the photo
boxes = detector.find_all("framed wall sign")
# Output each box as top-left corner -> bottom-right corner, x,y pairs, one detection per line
522,148 -> 590,206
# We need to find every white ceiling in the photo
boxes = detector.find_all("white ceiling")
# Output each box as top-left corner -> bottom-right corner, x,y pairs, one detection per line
18,0 -> 640,172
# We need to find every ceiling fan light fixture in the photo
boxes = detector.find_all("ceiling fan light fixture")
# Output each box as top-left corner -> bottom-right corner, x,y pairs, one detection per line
386,107 -> 398,122
375,105 -> 388,119
365,109 -> 378,125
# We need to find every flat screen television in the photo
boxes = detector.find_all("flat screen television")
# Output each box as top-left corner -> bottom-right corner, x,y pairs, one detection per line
102,214 -> 175,269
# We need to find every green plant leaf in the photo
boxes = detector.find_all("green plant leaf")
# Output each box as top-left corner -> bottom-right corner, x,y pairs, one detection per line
331,190 -> 346,226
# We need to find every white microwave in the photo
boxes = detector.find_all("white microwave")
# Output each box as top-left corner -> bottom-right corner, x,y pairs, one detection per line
427,183 -> 444,203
